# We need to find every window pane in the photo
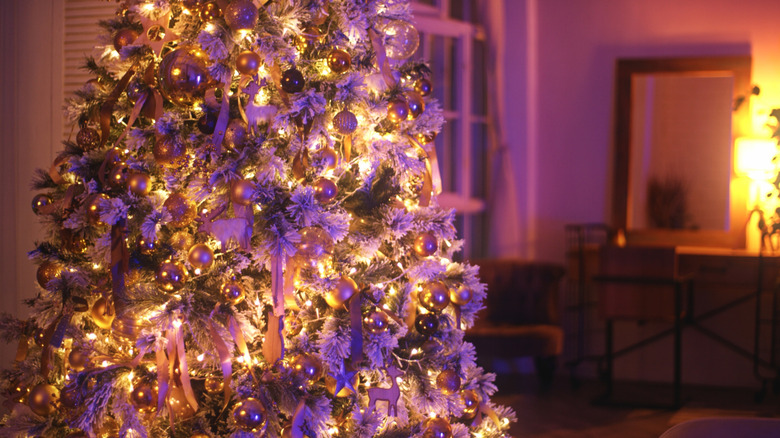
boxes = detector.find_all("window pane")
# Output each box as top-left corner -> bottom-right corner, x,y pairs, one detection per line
472,38 -> 487,117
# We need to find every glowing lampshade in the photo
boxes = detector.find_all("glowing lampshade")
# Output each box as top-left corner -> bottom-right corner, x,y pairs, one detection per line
734,137 -> 777,180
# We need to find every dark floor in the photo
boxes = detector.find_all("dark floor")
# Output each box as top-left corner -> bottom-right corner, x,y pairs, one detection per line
491,374 -> 780,437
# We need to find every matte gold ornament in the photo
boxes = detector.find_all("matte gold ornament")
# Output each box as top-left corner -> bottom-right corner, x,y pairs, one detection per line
86,193 -> 109,224
157,46 -> 213,106
108,162 -> 130,189
415,77 -> 433,97
156,260 -> 188,292
230,179 -> 255,205
223,118 -> 248,149
113,28 -> 139,52
153,135 -> 188,168
188,243 -> 215,271
168,384 -> 197,419
405,91 -> 425,119
327,48 -> 351,74
365,310 -> 389,333
220,281 -> 246,305
313,178 -> 338,204
232,397 -> 267,433
91,297 -> 115,329
387,99 -> 410,123
204,375 -> 224,394
281,68 -> 305,93
295,226 -> 334,266
382,20 -> 420,60
199,1 -> 222,20
127,172 -> 151,196
460,389 -> 481,419
415,131 -> 437,145
236,50 -> 262,76
224,0 -> 258,31
76,126 -> 100,151
130,379 -> 158,413
332,109 -> 358,135
413,231 -> 438,257
449,285 -> 473,306
423,417 -> 453,438
419,281 -> 450,312
67,348 -> 89,371
290,353 -> 323,382
415,313 -> 438,336
326,276 -> 357,308
31,194 -> 52,215
27,383 -> 59,416
436,369 -> 461,395
318,146 -> 338,171
36,261 -> 62,289
163,193 -> 196,228
170,231 -> 195,251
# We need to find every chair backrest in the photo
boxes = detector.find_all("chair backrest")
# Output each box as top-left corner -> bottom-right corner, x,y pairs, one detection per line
659,417 -> 780,438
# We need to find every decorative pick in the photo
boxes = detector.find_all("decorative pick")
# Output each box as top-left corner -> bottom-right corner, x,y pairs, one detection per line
133,11 -> 180,57
329,360 -> 358,396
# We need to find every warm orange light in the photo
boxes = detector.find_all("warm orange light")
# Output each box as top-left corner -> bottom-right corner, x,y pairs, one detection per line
734,137 -> 777,180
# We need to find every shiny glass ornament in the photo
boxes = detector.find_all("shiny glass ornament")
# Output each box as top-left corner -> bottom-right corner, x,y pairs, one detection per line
281,68 -> 305,93
199,1 -> 222,20
333,109 -> 358,135
327,48 -> 351,74
232,397 -> 267,432
86,193 -> 109,224
27,383 -> 59,416
113,28 -> 139,52
224,0 -> 258,31
414,313 -> 439,336
387,98 -> 410,123
36,261 -> 62,288
416,131 -> 437,145
236,50 -> 262,76
230,179 -> 255,205
295,226 -> 334,266
223,118 -> 248,149
461,389 -> 481,419
91,297 -> 115,329
163,193 -> 196,228
112,312 -> 143,345
405,91 -> 425,119
436,369 -> 461,395
415,77 -> 433,97
204,375 -> 224,394
130,379 -> 157,413
67,348 -> 89,371
326,276 -> 357,308
365,310 -> 389,333
76,126 -> 100,151
413,231 -> 438,257
157,46 -> 213,106
318,146 -> 338,171
284,314 -> 303,336
168,384 -> 197,419
221,281 -> 246,305
382,20 -> 420,60
108,162 -> 129,189
290,353 -> 323,382
188,243 -> 215,271
313,178 -> 338,204
449,284 -> 473,306
156,260 -> 189,292
127,172 -> 151,196
31,194 -> 52,215
419,281 -> 450,312
423,417 -> 453,438
153,135 -> 188,168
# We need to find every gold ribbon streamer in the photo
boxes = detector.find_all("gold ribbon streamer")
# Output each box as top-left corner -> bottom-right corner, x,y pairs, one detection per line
47,153 -> 70,185
368,27 -> 397,88
174,324 -> 199,413
100,68 -> 135,149
207,320 -> 233,407
270,255 -> 285,317
156,342 -> 169,412
228,315 -> 250,363
210,82 -> 232,155
343,134 -> 352,163
237,75 -> 253,127
292,147 -> 310,182
289,398 -> 306,438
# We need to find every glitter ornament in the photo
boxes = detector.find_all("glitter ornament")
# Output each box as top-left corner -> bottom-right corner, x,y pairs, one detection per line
333,109 -> 358,135
221,281 -> 246,305
313,178 -> 338,204
230,179 -> 255,205
327,48 -> 351,74
157,46 -> 213,106
236,50 -> 262,76
436,369 -> 461,395
224,0 -> 258,32
113,28 -> 139,52
199,2 -> 222,20
76,126 -> 100,151
419,281 -> 450,312
27,383 -> 59,416
31,194 -> 52,215
281,68 -> 305,93
326,276 -> 357,308
153,136 -> 188,168
188,243 -> 215,271
382,20 -> 420,60
232,397 -> 267,433
127,172 -> 151,196
413,231 -> 438,257
156,260 -> 189,292
170,231 -> 195,251
91,297 -> 115,329
163,193 -> 196,228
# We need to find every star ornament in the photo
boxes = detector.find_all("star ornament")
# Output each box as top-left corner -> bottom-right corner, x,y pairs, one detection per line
329,360 -> 357,396
134,9 -> 180,56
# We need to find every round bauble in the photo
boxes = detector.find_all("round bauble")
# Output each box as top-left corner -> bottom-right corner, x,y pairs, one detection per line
290,353 -> 323,382
86,193 -> 108,224
9,380 -> 30,403
197,112 -> 217,136
104,147 -> 125,166
387,99 -> 410,123
108,162 -> 130,189
76,126 -> 100,151
163,193 -> 196,228
419,281 -> 450,312
365,310 -> 389,334
326,276 -> 357,308
36,261 -> 62,289
413,231 -> 437,257
127,172 -> 151,196
414,313 -> 439,336
31,194 -> 52,215
232,397 -> 267,433
130,379 -> 157,413
153,136 -> 188,168
224,0 -> 258,31
416,131 -> 437,145
223,118 -> 248,149
68,348 -> 89,371
327,48 -> 351,74
230,179 -> 255,205
137,236 -> 157,255
325,372 -> 358,397
168,384 -> 197,419
113,28 -> 139,52
296,25 -> 323,51
157,46 -> 213,106
313,178 -> 338,204
333,109 -> 358,135
204,375 -> 224,394
284,314 -> 303,337
449,284 -> 473,306
112,312 -> 143,345
382,20 -> 420,60
405,91 -> 425,119
220,281 -> 246,305
27,383 -> 59,416
281,68 -> 305,93
423,417 -> 452,438
295,227 -> 334,266
60,384 -> 81,409
188,243 -> 215,271
415,77 -> 433,97
318,146 -> 338,171
91,297 -> 115,329
236,50 -> 262,76
156,261 -> 188,292
199,1 -> 222,20
461,388 -> 481,418
170,231 -> 195,251
436,369 -> 461,395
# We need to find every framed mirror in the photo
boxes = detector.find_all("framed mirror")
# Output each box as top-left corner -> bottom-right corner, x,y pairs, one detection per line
612,55 -> 753,248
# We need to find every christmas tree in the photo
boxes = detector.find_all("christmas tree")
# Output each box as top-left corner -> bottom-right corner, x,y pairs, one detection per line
0,1 -> 515,437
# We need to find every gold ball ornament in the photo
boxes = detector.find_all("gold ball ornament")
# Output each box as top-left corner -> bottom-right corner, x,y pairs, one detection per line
420,281 -> 450,312
333,109 -> 358,135
127,172 -> 151,196
188,243 -> 215,271
318,146 -> 338,171
236,50 -> 262,76
223,118 -> 248,149
157,46 -> 213,106
76,126 -> 100,151
297,25 -> 323,51
113,28 -> 139,52
415,77 -> 433,97
326,276 -> 357,308
290,353 -> 323,382
27,383 -> 59,416
36,261 -> 62,288
168,384 -> 197,420
415,131 -> 437,145
382,20 -> 420,60
387,98 -> 410,123
163,193 -> 196,228
67,348 -> 89,371
112,311 -> 145,345
461,389 -> 481,419
232,397 -> 267,433
130,379 -> 158,413
450,284 -> 473,306
313,178 -> 338,204
224,0 -> 258,31
31,194 -> 53,215
204,375 -> 224,394
280,68 -> 305,93
9,380 -> 30,403
170,230 -> 195,251
221,281 -> 246,305
91,297 -> 115,329
405,91 -> 425,119
108,162 -> 130,189
436,369 -> 461,395
85,193 -> 109,224
156,260 -> 189,292
230,179 -> 255,206
365,310 -> 390,333
325,372 -> 358,397
284,314 -> 303,337
423,417 -> 453,438
295,226 -> 334,266
199,1 -> 222,20
413,231 -> 438,257
153,136 -> 188,168
327,48 -> 351,74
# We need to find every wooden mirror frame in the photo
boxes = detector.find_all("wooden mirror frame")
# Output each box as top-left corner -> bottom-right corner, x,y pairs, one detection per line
612,55 -> 753,248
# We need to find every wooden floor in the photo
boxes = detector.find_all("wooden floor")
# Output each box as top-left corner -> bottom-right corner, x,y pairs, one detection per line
491,375 -> 780,437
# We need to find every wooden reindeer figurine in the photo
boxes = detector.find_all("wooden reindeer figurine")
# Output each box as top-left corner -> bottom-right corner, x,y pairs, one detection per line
197,205 -> 252,251
367,364 -> 404,417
